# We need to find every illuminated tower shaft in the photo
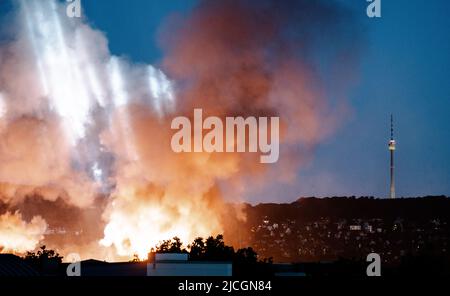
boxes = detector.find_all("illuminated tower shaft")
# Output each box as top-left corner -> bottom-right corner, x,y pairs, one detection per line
388,115 -> 396,199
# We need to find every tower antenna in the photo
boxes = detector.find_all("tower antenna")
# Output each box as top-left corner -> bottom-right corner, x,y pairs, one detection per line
391,114 -> 394,140
388,114 -> 396,199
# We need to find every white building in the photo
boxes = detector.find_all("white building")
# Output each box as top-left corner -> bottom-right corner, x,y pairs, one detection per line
146,253 -> 232,276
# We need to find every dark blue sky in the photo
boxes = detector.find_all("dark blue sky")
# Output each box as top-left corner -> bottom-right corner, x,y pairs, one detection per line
1,0 -> 449,201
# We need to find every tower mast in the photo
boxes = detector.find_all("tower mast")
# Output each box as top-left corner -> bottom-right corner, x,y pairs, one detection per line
388,115 -> 396,199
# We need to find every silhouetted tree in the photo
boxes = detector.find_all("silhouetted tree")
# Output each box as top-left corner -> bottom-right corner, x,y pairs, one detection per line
23,245 -> 63,274
204,234 -> 235,261
188,237 -> 205,260
170,237 -> 183,253
130,254 -> 140,262
235,247 -> 258,264
155,237 -> 188,253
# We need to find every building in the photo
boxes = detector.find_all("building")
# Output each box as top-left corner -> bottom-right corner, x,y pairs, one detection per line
146,253 -> 232,276
0,254 -> 40,276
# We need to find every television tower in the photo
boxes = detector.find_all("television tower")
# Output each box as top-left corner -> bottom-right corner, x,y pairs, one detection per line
388,114 -> 396,199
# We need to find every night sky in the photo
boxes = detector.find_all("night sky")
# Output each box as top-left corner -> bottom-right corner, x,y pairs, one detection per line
1,0 -> 449,202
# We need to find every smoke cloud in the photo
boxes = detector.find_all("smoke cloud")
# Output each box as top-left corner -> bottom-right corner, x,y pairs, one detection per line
0,0 -> 360,260
160,0 -> 359,184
